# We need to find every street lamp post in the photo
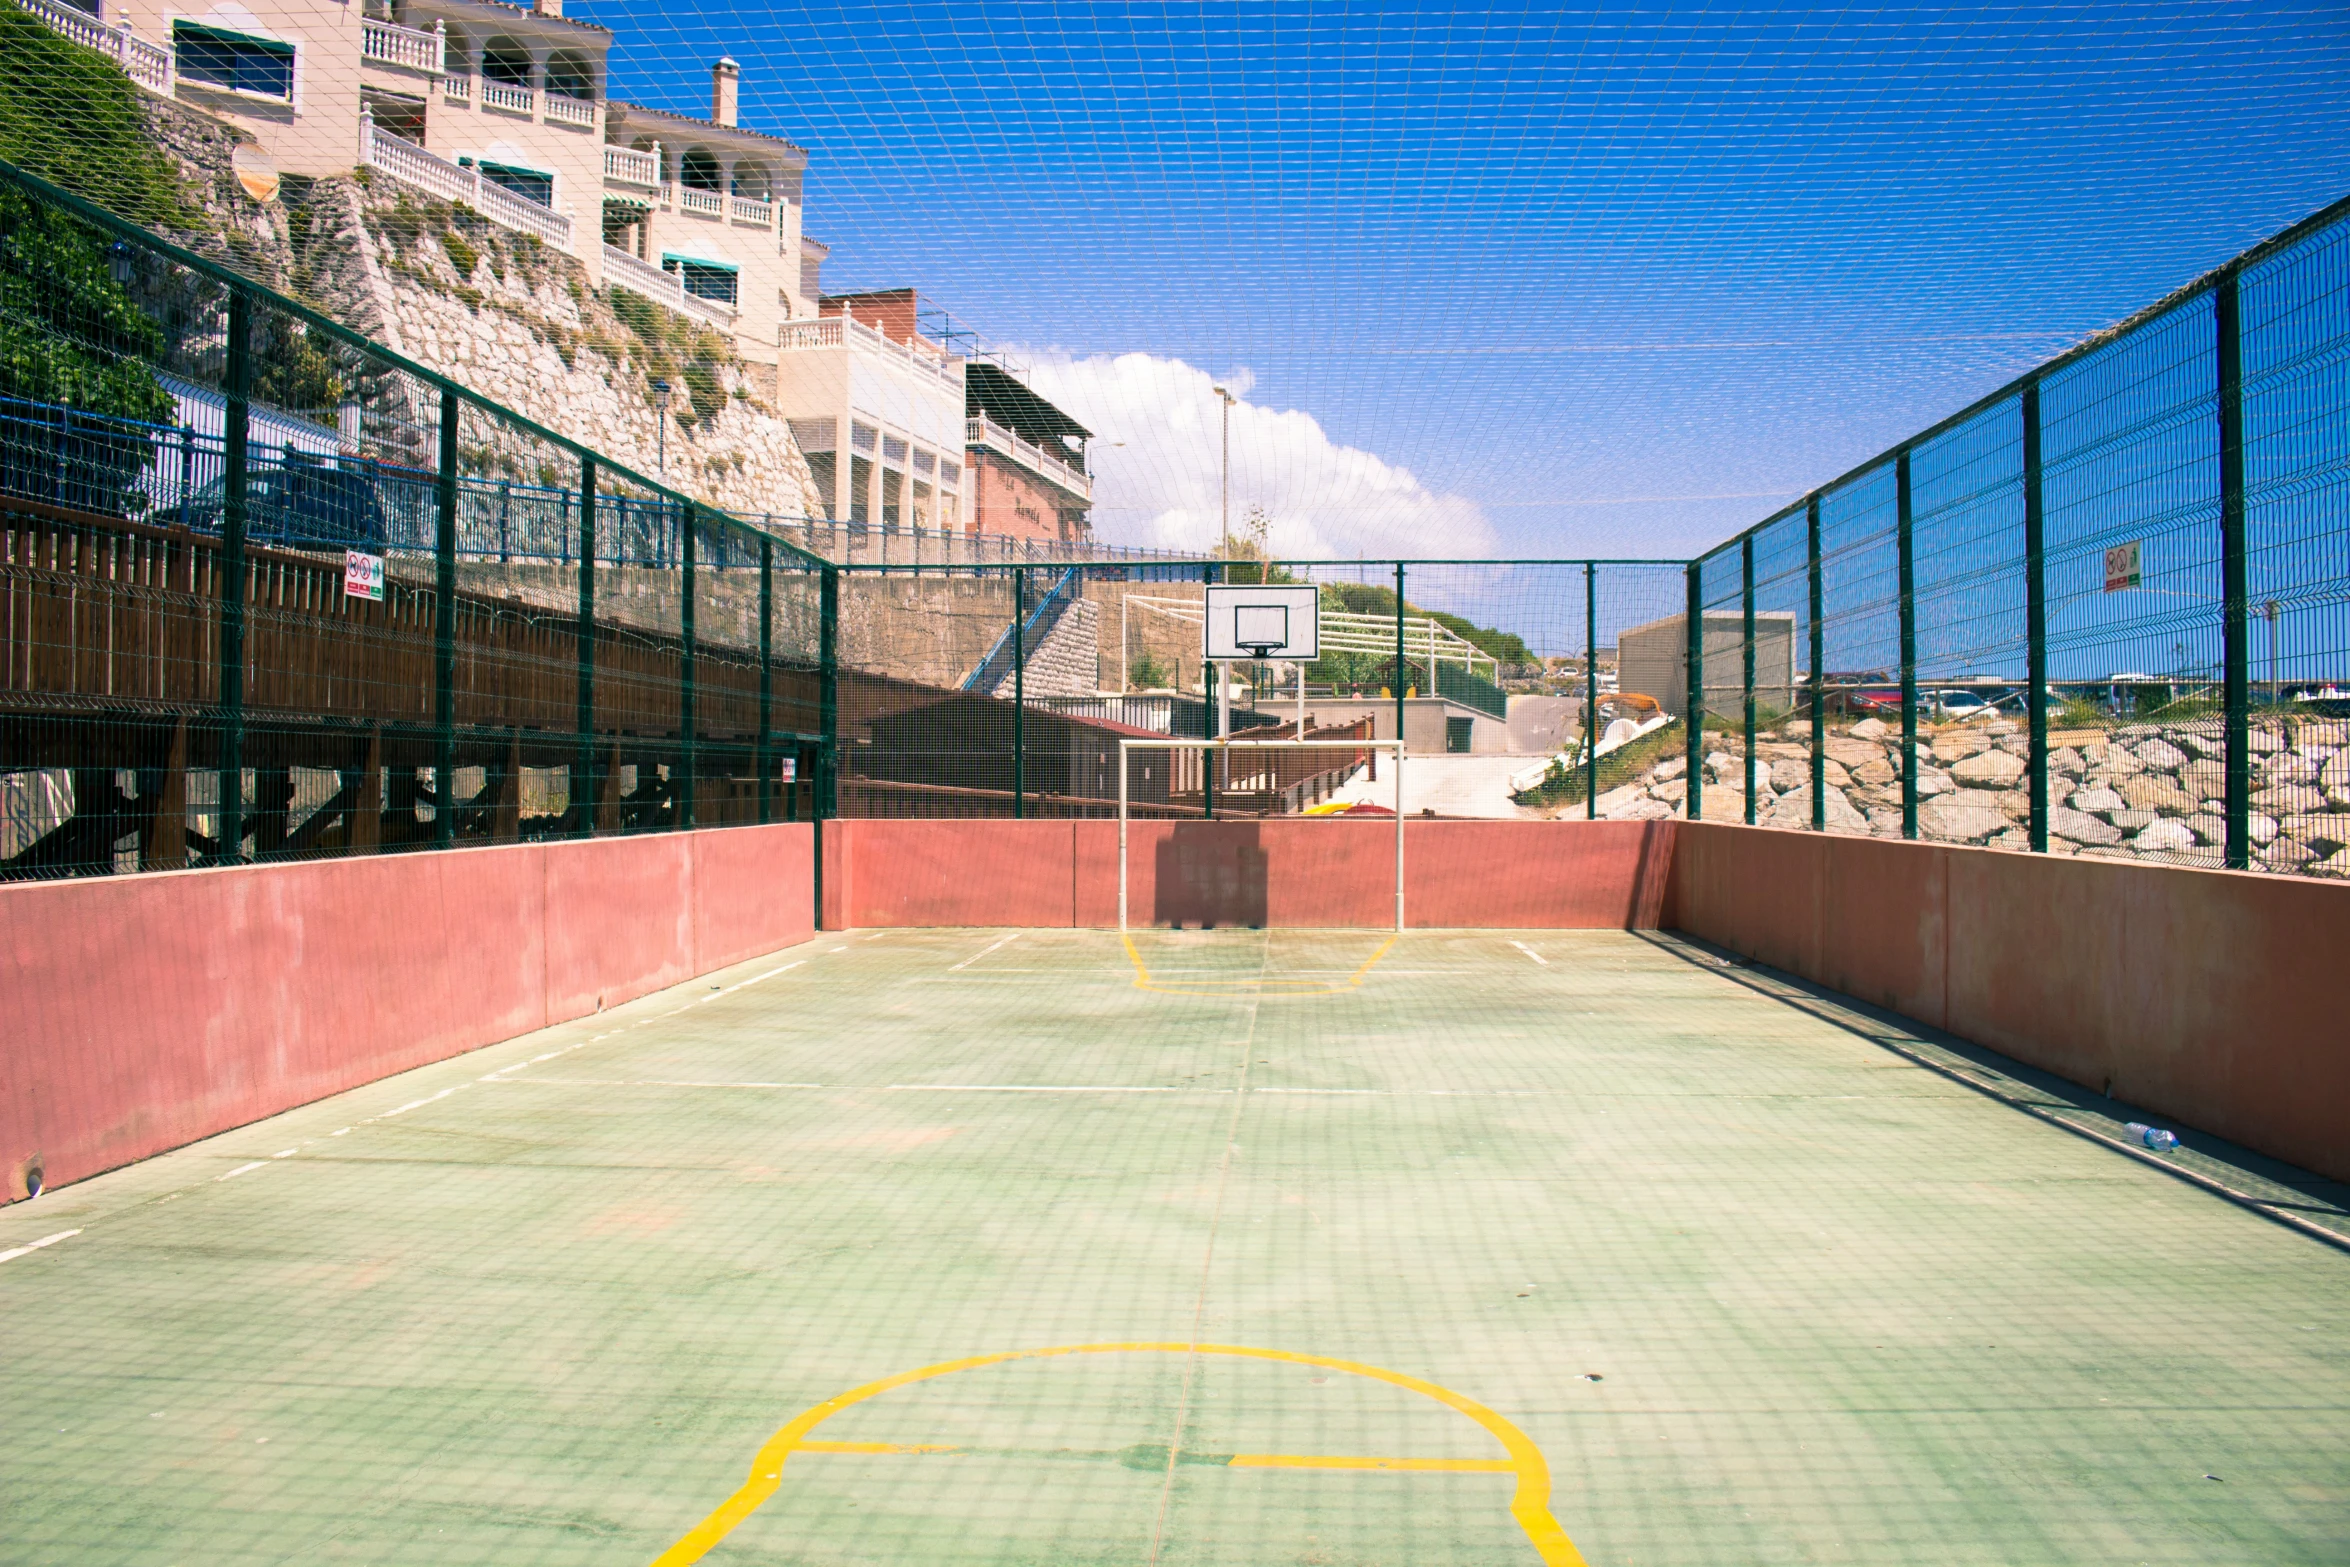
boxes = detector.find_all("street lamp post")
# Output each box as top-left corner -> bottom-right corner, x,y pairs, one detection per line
651,378 -> 672,476
1212,384 -> 1235,559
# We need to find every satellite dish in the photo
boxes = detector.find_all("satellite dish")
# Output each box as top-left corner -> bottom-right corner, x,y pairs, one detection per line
233,143 -> 280,204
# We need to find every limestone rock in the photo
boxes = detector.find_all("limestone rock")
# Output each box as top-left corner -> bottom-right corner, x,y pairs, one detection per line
1826,738 -> 1885,768
1852,758 -> 1897,785
1822,758 -> 1851,787
2070,787 -> 2126,813
2248,727 -> 2286,754
2178,759 -> 2225,799
2109,810 -> 2156,832
2292,815 -> 2350,853
1593,783 -> 1648,817
1951,749 -> 2025,784
1652,756 -> 1688,782
2120,776 -> 2197,815
2132,739 -> 2188,770
1769,758 -> 1809,793
2182,812 -> 2228,846
2312,850 -> 2350,879
2250,813 -> 2279,845
2256,753 -> 2317,785
1932,733 -> 1990,762
2050,806 -> 2123,846
1849,718 -> 1890,740
1649,778 -> 1688,805
2131,819 -> 2198,854
1985,720 -> 2021,737
1700,789 -> 1749,823
1915,770 -> 1954,798
2260,838 -> 2316,870
2049,747 -> 2086,778
1997,791 -> 2033,822
2252,783 -> 2323,815
1605,795 -> 1677,822
1919,802 -> 2004,842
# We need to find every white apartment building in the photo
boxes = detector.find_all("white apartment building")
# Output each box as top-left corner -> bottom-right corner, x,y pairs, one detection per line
22,0 -> 817,376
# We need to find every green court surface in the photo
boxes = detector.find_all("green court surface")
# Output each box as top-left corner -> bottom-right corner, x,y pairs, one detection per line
3,929 -> 2345,1566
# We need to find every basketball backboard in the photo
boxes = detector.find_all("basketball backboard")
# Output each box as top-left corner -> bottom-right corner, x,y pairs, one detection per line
1203,584 -> 1320,660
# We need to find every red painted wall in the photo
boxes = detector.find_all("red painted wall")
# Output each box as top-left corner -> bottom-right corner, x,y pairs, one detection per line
1668,823 -> 2350,1183
820,817 -> 1678,930
2,825 -> 813,1201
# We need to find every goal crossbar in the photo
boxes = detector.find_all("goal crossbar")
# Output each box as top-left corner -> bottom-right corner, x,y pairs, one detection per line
1117,737 -> 1406,932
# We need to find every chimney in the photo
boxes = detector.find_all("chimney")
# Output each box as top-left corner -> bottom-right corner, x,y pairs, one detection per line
711,57 -> 739,127
533,0 -> 561,15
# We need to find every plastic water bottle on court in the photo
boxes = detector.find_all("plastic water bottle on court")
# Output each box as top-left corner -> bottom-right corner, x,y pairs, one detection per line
2125,1122 -> 2179,1151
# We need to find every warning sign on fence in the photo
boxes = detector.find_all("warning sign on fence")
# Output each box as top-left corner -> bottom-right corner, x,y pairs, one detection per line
2103,540 -> 2142,593
344,550 -> 385,602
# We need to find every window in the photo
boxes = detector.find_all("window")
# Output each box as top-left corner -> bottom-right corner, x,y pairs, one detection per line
660,254 -> 738,306
881,435 -> 907,466
850,422 -> 877,454
464,158 -> 554,207
173,21 -> 294,100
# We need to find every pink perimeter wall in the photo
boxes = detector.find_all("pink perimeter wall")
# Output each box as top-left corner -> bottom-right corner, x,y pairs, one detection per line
2,825 -> 813,1201
820,817 -> 1677,930
1667,822 -> 2350,1184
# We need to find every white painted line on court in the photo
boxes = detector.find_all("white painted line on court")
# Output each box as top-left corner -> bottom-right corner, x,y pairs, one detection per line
500,1077 -> 825,1090
723,961 -> 805,992
948,933 -> 1022,971
888,1084 -> 1196,1094
0,1229 -> 80,1264
1508,941 -> 1548,965
383,1086 -> 464,1118
217,1161 -> 268,1181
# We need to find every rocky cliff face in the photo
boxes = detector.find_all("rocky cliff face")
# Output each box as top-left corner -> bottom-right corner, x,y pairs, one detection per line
132,95 -> 824,525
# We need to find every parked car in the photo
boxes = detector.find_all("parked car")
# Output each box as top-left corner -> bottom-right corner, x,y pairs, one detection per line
184,452 -> 389,550
1929,689 -> 1998,721
1849,686 -> 1902,714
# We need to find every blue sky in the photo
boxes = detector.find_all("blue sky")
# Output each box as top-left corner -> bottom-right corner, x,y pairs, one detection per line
577,1 -> 2350,562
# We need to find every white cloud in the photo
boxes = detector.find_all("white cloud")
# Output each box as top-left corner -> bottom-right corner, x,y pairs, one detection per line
1016,352 -> 1494,560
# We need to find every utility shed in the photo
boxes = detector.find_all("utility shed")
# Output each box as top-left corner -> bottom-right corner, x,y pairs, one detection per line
1619,610 -> 1798,717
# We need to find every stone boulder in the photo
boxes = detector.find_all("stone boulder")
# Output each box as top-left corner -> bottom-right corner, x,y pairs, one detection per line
1932,733 -> 1990,762
1919,801 -> 2004,842
2050,806 -> 2123,846
2131,819 -> 2198,855
1826,738 -> 1886,768
1606,795 -> 1677,822
2182,812 -> 2228,846
2120,776 -> 2197,815
1769,758 -> 1809,793
1951,749 -> 2026,784
1850,718 -> 1890,739
2132,739 -> 2189,770
2048,747 -> 2086,778
2069,787 -> 2126,813
2252,783 -> 2323,815
1593,783 -> 1648,817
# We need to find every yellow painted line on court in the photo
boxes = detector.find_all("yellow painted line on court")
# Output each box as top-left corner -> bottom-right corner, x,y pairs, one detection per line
1228,1453 -> 1517,1472
649,1341 -> 1587,1567
795,1440 -> 961,1456
1120,933 -> 1399,998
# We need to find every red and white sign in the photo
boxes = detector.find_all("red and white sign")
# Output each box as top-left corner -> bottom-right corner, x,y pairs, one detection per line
344,550 -> 385,602
2103,540 -> 2142,593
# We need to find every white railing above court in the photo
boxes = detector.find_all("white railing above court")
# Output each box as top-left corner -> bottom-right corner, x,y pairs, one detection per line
360,15 -> 444,74
601,243 -> 738,331
604,143 -> 661,188
14,0 -> 173,93
777,313 -> 963,390
360,112 -> 573,252
966,414 -> 1092,500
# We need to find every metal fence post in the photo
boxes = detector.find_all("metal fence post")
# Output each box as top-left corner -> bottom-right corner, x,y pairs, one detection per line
1393,559 -> 1407,763
1204,561 -> 1219,819
2023,383 -> 2049,853
1584,561 -> 1598,817
1807,496 -> 1825,831
2217,271 -> 2250,869
819,565 -> 839,826
1684,564 -> 1704,820
575,455 -> 597,837
216,284 -> 250,866
1742,534 -> 1757,825
1897,451 -> 1918,839
679,502 -> 697,831
434,385 -> 458,850
1012,565 -> 1026,819
757,536 -> 773,826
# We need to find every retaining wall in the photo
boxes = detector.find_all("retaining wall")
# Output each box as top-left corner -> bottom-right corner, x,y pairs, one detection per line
1666,822 -> 2350,1183
2,824 -> 814,1201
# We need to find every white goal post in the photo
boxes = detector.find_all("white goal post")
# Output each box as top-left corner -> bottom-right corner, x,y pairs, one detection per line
1117,737 -> 1406,933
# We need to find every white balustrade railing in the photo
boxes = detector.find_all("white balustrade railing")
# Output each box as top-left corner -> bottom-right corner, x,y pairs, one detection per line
543,92 -> 595,128
729,195 -> 775,227
480,79 -> 534,116
678,186 -> 723,217
776,313 -> 963,391
442,70 -> 472,104
967,415 -> 1093,499
603,144 -> 661,188
15,0 -> 173,92
601,244 -> 738,331
361,114 -> 573,252
360,16 -> 443,73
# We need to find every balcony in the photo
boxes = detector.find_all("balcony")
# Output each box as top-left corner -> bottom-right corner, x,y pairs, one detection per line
361,113 -> 572,252
480,79 -> 534,117
729,194 -> 775,228
359,16 -> 443,74
967,414 -> 1093,502
603,144 -> 661,189
778,314 -> 963,393
543,92 -> 595,129
16,0 -> 173,93
442,70 -> 471,104
678,186 -> 724,218
602,244 -> 737,332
